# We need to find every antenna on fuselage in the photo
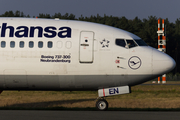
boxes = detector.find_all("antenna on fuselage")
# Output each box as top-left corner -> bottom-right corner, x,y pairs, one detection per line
157,18 -> 166,84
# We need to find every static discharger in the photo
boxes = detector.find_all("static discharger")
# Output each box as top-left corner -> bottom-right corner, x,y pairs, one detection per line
157,18 -> 166,84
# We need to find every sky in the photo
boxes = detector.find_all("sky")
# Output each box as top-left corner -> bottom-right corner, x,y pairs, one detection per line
0,0 -> 180,23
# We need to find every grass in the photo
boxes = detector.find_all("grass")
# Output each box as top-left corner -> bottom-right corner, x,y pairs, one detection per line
1,81 -> 180,110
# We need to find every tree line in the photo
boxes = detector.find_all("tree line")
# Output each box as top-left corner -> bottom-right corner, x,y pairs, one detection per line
0,11 -> 180,74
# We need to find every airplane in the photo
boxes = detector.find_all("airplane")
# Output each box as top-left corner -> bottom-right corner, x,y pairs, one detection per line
0,17 -> 176,110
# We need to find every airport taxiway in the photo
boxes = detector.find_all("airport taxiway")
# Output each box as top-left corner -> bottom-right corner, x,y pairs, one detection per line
0,110 -> 180,120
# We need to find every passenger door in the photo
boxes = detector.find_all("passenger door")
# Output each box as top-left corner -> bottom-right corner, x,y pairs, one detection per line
79,31 -> 94,63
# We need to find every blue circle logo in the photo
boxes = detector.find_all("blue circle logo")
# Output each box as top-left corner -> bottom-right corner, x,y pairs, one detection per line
128,56 -> 141,70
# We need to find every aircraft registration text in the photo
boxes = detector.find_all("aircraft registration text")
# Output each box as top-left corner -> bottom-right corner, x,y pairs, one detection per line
40,55 -> 71,63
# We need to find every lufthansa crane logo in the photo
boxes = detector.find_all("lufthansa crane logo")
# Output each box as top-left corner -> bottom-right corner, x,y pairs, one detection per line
128,56 -> 141,70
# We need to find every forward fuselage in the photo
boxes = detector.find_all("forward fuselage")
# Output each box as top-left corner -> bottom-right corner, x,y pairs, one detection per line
0,18 -> 175,91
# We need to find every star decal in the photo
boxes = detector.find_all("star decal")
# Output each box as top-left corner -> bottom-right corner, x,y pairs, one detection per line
100,39 -> 110,48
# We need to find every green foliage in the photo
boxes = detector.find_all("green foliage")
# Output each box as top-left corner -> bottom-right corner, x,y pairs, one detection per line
0,10 -> 29,17
0,11 -> 180,73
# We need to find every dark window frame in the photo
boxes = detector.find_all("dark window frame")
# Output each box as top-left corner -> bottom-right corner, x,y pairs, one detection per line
29,41 -> 34,48
126,39 -> 138,48
10,41 -> 15,48
48,41 -> 53,48
115,39 -> 126,48
38,41 -> 43,48
1,41 -> 6,48
19,41 -> 24,48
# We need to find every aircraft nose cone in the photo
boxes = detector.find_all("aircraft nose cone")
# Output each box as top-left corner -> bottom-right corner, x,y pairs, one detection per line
152,49 -> 176,75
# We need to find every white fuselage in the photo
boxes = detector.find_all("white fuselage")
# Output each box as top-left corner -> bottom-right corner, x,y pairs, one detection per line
0,18 -> 175,90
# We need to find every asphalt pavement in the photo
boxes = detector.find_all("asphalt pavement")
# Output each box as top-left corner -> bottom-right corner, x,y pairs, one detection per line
1,110 -> 180,120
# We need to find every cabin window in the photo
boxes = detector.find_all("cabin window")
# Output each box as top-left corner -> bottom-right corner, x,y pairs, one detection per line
66,41 -> 72,49
38,41 -> 43,48
57,41 -> 62,49
19,41 -> 24,48
115,39 -> 126,47
126,40 -> 137,48
1,41 -> 6,48
48,41 -> 53,48
10,41 -> 15,48
29,41 -> 34,48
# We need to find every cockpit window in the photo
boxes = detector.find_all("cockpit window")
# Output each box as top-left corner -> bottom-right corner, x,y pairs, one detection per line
115,39 -> 126,47
116,39 -> 139,49
134,39 -> 148,46
126,40 -> 137,48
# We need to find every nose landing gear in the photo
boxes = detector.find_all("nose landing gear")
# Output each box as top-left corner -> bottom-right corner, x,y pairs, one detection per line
96,98 -> 108,111
96,86 -> 130,111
